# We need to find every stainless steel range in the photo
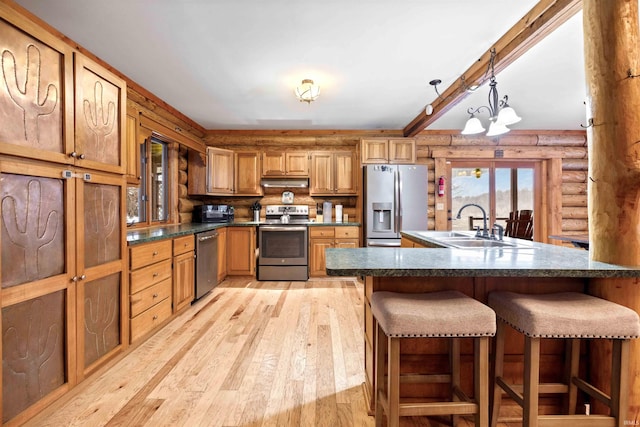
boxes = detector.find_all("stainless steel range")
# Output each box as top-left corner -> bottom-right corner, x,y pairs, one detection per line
258,205 -> 309,281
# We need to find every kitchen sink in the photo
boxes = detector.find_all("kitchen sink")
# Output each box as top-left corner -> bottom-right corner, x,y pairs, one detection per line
438,238 -> 517,249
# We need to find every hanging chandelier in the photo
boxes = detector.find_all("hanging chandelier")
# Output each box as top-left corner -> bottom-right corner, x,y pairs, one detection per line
295,79 -> 320,104
461,48 -> 521,136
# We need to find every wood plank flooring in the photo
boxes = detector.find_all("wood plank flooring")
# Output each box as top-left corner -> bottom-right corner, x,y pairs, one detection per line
23,278 -> 514,427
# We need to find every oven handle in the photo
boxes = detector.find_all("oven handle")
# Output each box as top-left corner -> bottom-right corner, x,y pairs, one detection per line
259,226 -> 308,232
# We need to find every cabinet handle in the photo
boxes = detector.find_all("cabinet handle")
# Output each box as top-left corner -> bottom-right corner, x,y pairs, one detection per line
69,151 -> 78,158
78,153 -> 85,159
153,272 -> 158,278
153,315 -> 158,320
71,276 -> 78,282
80,274 -> 86,280
153,293 -> 159,298
153,251 -> 159,256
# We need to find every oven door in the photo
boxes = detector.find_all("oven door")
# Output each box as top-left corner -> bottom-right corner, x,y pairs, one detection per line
258,225 -> 308,266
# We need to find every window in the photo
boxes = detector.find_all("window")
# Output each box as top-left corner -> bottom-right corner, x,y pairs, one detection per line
127,136 -> 171,226
450,161 -> 535,232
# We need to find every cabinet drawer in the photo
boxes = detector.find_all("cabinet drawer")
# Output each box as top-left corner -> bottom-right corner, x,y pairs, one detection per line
310,227 -> 335,238
130,240 -> 172,270
130,277 -> 172,317
335,226 -> 359,239
130,297 -> 172,343
130,259 -> 172,294
173,235 -> 195,255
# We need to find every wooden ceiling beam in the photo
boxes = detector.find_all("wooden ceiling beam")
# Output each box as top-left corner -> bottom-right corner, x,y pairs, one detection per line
403,0 -> 583,137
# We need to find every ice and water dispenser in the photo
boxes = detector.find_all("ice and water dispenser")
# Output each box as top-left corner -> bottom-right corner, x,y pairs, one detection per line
371,202 -> 392,232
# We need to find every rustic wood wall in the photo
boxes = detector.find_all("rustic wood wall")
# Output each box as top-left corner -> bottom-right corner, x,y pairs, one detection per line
202,130 -> 587,240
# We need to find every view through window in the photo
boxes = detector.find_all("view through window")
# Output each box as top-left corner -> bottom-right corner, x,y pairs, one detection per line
451,161 -> 534,234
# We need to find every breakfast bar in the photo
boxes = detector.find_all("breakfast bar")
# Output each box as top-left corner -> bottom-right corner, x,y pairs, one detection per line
325,232 -> 640,419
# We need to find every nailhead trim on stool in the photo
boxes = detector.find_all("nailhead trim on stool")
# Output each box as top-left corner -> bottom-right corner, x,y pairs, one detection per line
372,290 -> 496,427
488,291 -> 640,427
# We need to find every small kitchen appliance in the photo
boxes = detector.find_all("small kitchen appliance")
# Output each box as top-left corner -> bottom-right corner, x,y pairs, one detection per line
193,205 -> 234,223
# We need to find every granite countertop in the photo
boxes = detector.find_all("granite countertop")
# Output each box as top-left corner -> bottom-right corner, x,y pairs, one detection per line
127,221 -> 361,245
325,231 -> 640,278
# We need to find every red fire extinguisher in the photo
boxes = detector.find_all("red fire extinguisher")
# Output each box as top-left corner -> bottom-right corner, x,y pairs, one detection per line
438,176 -> 446,197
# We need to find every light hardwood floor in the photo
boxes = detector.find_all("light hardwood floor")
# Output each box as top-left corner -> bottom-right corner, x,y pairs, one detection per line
24,278 -> 512,427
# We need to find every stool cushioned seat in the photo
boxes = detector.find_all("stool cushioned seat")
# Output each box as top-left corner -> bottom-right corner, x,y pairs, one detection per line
488,291 -> 640,339
371,290 -> 496,338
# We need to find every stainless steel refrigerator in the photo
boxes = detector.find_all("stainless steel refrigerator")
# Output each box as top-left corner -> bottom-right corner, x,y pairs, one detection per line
364,164 -> 428,247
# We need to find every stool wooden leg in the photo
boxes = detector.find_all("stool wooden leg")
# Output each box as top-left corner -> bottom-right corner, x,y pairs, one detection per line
451,337 -> 461,426
490,321 -> 506,427
611,339 -> 630,426
388,336 -> 401,427
523,336 -> 540,427
375,322 -> 386,427
563,339 -> 580,414
475,337 -> 490,427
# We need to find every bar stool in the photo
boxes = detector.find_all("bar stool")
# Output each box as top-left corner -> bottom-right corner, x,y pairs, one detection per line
371,290 -> 496,427
488,291 -> 640,427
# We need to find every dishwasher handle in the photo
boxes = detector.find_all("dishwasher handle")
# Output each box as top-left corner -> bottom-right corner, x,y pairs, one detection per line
198,232 -> 218,242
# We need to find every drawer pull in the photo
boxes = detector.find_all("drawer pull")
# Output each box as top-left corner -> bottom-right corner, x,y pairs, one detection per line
153,272 -> 158,277
153,315 -> 158,320
153,293 -> 158,298
152,251 -> 159,256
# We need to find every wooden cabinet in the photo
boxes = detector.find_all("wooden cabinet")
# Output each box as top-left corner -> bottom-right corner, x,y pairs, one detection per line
188,147 -> 234,195
235,151 -> 262,196
309,226 -> 359,276
217,227 -> 228,283
361,138 -> 416,164
172,235 -> 195,313
309,151 -> 357,195
125,108 -> 142,184
189,148 -> 261,196
227,227 -> 256,275
262,151 -> 309,177
129,240 -> 173,343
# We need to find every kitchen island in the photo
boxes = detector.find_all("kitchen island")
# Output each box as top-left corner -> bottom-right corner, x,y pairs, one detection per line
325,231 -> 640,417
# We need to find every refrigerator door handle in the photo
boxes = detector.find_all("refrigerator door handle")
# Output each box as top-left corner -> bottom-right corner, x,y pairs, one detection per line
397,169 -> 403,232
394,170 -> 399,233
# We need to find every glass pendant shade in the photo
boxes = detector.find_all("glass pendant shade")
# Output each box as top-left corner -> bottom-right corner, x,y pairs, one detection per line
295,79 -> 320,103
486,120 -> 510,136
496,106 -> 521,126
461,116 -> 486,135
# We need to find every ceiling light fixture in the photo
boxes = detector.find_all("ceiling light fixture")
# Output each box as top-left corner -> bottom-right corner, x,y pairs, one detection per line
461,48 -> 521,137
295,79 -> 320,104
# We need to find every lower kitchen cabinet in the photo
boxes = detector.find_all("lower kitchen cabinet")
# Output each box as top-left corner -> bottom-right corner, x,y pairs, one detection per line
309,226 -> 359,277
227,226 -> 256,275
129,240 -> 173,343
217,227 -> 228,283
172,235 -> 195,313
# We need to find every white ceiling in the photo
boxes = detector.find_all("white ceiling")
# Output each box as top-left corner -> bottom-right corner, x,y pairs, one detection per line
14,0 -> 587,132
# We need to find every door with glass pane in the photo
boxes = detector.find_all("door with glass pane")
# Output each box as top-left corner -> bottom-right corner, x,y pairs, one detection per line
450,161 -> 536,236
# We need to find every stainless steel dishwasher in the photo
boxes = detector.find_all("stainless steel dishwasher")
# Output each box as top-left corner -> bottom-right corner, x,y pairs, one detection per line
195,229 -> 219,300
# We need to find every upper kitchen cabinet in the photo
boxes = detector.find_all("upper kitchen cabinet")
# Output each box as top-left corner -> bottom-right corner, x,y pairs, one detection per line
235,151 -> 262,196
125,108 -> 142,184
189,147 -> 261,196
361,138 -> 416,164
73,53 -> 126,174
0,6 -> 74,165
261,151 -> 308,177
188,147 -> 234,195
309,151 -> 357,196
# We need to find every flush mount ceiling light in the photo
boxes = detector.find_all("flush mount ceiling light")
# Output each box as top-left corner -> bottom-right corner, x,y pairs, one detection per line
295,79 -> 320,104
461,48 -> 521,137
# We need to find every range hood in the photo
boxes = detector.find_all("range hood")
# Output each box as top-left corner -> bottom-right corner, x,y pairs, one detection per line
260,178 -> 309,188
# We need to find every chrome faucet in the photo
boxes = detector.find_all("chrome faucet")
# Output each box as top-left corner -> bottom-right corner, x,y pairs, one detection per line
455,203 -> 489,238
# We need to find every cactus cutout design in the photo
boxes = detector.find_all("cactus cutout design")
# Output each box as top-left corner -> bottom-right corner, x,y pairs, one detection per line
2,179 -> 59,282
2,44 -> 58,143
4,299 -> 59,403
85,282 -> 117,360
83,81 -> 115,160
84,185 -> 116,265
